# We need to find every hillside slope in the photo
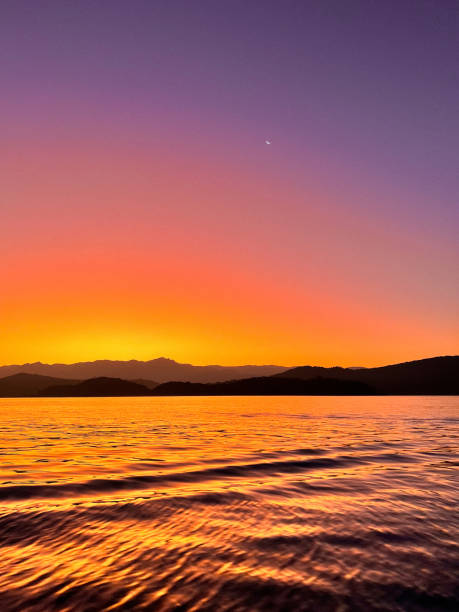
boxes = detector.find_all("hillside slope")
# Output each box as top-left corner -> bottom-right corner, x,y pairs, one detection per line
152,376 -> 373,396
0,373 -> 80,397
42,377 -> 152,397
278,356 -> 459,394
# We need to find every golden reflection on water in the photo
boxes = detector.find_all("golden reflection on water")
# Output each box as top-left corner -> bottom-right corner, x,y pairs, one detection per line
0,396 -> 457,611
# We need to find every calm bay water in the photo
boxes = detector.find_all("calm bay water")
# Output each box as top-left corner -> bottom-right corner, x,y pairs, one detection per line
0,396 -> 457,611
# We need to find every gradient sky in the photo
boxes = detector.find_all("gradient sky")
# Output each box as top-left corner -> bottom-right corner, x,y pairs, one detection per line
1,0 -> 458,367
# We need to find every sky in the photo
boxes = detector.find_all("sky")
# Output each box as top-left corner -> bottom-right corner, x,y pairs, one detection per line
1,0 -> 458,367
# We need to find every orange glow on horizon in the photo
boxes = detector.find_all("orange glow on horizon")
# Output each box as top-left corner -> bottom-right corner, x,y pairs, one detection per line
1,240 -> 455,368
1,128 -> 457,369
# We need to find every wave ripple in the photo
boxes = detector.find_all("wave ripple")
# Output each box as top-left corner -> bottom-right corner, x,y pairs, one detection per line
0,395 -> 457,611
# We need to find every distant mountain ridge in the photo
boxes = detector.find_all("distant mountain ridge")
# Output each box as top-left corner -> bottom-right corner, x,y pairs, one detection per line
0,356 -> 457,396
0,358 -> 287,383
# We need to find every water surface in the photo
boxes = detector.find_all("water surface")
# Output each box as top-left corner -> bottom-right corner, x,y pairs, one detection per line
0,396 -> 457,611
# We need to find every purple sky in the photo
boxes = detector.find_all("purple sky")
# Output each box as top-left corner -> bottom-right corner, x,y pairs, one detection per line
1,0 -> 458,365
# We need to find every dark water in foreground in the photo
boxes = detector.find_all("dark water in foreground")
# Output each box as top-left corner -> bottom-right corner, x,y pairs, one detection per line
0,396 -> 457,611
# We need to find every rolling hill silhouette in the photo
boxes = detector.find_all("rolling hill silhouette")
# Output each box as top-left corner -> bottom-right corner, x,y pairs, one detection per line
43,377 -> 152,397
0,356 -> 456,396
277,356 -> 459,394
151,376 -> 372,396
129,379 -> 159,390
0,373 -> 80,397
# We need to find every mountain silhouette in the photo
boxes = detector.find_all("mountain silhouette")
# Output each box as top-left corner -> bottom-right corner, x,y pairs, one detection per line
0,373 -> 80,397
0,358 -> 287,383
129,378 -> 159,390
151,376 -> 373,396
277,356 -> 459,394
0,356 -> 456,397
42,377 -> 152,397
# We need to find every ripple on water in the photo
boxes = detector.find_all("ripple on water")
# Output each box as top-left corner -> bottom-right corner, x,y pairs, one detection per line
0,395 -> 457,611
